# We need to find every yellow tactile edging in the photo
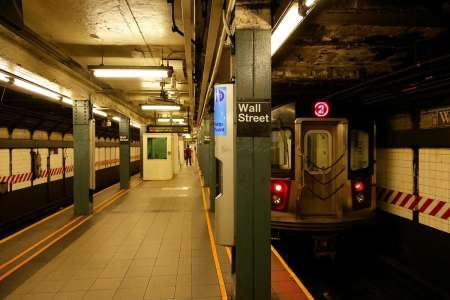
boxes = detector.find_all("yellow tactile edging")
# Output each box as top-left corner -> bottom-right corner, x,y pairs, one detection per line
271,246 -> 315,300
197,170 -> 229,300
0,181 -> 141,282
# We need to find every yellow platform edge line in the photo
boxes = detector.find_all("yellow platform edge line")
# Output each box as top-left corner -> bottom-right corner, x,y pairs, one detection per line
271,245 -> 315,300
0,180 -> 123,245
198,172 -> 229,300
0,182 -> 138,282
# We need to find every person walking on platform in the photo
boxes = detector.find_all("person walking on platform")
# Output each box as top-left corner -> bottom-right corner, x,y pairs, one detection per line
184,145 -> 192,166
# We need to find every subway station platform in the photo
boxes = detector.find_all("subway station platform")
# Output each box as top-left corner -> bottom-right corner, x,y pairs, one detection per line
0,165 -> 312,300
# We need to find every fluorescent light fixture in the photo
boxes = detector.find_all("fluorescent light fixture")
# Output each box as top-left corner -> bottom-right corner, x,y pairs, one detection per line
89,66 -> 172,79
112,116 -> 121,122
305,0 -> 316,7
142,81 -> 163,89
131,122 -> 141,129
93,108 -> 107,117
62,97 -> 73,105
271,2 -> 303,56
0,72 -> 9,82
172,118 -> 185,124
141,104 -> 180,111
13,78 -> 61,100
157,118 -> 171,123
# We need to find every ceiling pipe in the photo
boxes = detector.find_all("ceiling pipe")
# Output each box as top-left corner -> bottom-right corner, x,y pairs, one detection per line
181,0 -> 194,124
198,0 -> 235,125
196,0 -> 225,124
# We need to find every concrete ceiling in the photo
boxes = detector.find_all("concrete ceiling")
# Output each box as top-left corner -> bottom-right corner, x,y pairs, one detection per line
22,0 -> 191,119
272,0 -> 450,102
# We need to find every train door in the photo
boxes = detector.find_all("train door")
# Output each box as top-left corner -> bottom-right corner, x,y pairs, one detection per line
296,119 -> 348,218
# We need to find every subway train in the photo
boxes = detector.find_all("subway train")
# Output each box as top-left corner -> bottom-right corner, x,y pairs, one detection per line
270,102 -> 376,251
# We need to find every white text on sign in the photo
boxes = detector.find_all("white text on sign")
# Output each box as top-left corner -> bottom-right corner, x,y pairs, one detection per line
237,103 -> 270,123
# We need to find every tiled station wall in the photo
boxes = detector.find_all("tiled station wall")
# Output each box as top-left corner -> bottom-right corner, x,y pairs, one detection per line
0,128 -> 140,192
376,111 -> 450,234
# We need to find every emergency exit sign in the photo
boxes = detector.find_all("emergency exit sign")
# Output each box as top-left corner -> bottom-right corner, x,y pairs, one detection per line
236,99 -> 271,137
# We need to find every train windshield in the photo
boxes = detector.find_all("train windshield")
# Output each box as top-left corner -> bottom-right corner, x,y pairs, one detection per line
271,129 -> 292,170
305,130 -> 332,173
350,130 -> 369,171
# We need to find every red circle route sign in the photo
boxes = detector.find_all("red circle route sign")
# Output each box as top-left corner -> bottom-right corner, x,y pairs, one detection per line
314,101 -> 329,118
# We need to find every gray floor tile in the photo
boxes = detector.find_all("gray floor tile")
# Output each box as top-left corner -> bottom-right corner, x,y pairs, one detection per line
83,290 -> 116,300
60,278 -> 96,292
0,170 -> 226,300
144,285 -> 175,299
191,284 -> 221,298
119,276 -> 149,289
90,278 -> 122,290
53,291 -> 86,300
148,275 -> 177,287
113,288 -> 146,300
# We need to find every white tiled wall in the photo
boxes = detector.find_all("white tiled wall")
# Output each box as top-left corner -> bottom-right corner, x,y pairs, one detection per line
376,148 -> 414,193
12,149 -> 31,191
34,148 -> 48,185
95,148 -> 100,170
0,127 -> 9,138
50,149 -> 63,182
0,129 -> 141,191
419,149 -> 450,202
12,129 -> 30,139
418,148 -> 450,233
0,149 -> 9,183
65,148 -> 74,177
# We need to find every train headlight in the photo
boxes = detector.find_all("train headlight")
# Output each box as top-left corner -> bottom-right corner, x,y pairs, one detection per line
272,195 -> 282,206
356,193 -> 365,203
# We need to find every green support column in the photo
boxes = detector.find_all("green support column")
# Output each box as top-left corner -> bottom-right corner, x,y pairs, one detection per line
119,117 -> 130,189
73,99 -> 93,215
234,3 -> 271,300
140,125 -> 146,178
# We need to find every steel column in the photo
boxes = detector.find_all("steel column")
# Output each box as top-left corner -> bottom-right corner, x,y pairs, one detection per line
234,4 -> 271,299
73,100 -> 93,215
140,125 -> 146,178
119,117 -> 130,189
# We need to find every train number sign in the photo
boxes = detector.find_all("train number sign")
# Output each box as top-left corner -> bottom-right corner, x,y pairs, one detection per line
314,101 -> 330,118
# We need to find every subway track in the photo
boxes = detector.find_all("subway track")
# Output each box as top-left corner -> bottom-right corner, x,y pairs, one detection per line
274,228 -> 447,300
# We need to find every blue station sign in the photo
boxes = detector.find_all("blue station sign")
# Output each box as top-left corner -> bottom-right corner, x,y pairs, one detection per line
214,86 -> 227,136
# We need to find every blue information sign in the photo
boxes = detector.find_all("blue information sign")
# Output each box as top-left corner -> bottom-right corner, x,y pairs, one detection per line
214,86 -> 227,136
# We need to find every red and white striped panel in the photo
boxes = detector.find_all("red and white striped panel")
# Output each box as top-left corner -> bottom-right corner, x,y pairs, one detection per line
377,187 -> 450,226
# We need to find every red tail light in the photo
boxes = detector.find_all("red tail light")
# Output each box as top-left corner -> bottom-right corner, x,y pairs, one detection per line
271,180 -> 290,211
354,181 -> 364,192
274,184 -> 283,192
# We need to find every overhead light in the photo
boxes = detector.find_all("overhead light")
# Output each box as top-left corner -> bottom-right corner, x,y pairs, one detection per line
112,116 -> 121,122
89,66 -> 173,79
305,0 -> 316,7
157,118 -> 171,123
0,71 -> 9,82
141,104 -> 180,111
271,1 -> 303,56
131,122 -> 141,129
183,133 -> 191,139
13,78 -> 61,100
142,81 -> 164,89
62,97 -> 73,105
172,118 -> 185,124
93,108 -> 107,117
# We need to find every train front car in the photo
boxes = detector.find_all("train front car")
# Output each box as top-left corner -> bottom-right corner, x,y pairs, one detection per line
271,102 -> 376,256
